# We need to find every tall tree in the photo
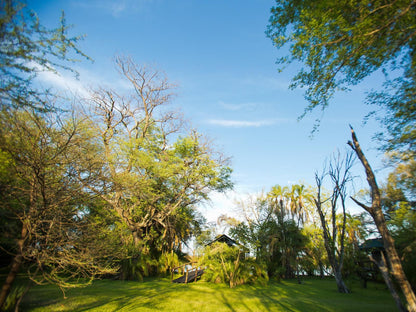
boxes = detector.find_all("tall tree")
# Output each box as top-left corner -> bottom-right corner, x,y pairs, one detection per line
313,151 -> 354,293
230,190 -> 308,280
0,108 -> 120,310
82,56 -> 232,275
349,127 -> 416,311
267,0 -> 416,150
229,196 -> 279,277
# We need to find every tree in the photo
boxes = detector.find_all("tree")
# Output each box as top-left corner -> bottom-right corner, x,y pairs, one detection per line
229,189 -> 308,280
388,203 -> 416,290
302,224 -> 328,278
381,154 -> 416,290
0,0 -> 90,110
339,213 -> 368,280
384,154 -> 416,205
313,151 -> 354,293
266,0 -> 416,149
289,183 -> 313,226
229,196 -> 280,278
0,108 -> 120,310
267,185 -> 311,280
348,127 -> 416,311
81,56 -> 232,277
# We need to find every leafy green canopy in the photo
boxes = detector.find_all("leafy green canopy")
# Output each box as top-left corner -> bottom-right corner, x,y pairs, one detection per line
82,57 -> 233,279
267,0 -> 416,148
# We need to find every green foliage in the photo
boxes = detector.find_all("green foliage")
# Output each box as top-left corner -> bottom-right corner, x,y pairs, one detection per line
2,285 -> 25,312
201,242 -> 268,288
85,57 -> 233,278
158,251 -> 180,277
267,0 -> 416,146
367,66 -> 416,157
385,155 -> 416,204
230,187 -> 310,279
0,108 -> 121,287
267,0 -> 416,111
119,255 -> 158,281
388,203 -> 416,288
0,0 -> 90,109
378,160 -> 416,289
339,214 -> 369,279
302,225 -> 328,277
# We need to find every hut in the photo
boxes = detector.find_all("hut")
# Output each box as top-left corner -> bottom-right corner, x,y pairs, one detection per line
207,234 -> 240,247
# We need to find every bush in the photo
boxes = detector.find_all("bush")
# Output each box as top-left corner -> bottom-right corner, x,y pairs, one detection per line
158,251 -> 180,278
201,242 -> 268,288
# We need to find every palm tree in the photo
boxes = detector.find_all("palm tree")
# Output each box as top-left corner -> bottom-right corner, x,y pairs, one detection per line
291,184 -> 314,226
268,185 -> 289,222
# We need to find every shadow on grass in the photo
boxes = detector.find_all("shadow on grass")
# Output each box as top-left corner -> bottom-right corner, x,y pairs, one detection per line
20,277 -> 397,312
22,279 -> 182,311
219,292 -> 238,312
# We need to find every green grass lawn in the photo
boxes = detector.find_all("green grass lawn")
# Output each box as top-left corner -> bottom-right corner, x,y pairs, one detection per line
19,277 -> 397,312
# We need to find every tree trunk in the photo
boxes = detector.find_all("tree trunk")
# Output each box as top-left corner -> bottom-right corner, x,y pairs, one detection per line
319,261 -> 324,279
296,256 -> 302,284
315,193 -> 350,293
334,269 -> 350,293
0,222 -> 28,311
370,251 -> 407,312
348,127 -> 416,312
375,211 -> 415,311
0,253 -> 23,310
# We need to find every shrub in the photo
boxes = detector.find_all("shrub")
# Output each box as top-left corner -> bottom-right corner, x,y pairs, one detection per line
201,242 -> 268,288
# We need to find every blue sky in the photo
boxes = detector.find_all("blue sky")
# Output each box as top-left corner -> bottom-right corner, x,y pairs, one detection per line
28,0 -> 387,223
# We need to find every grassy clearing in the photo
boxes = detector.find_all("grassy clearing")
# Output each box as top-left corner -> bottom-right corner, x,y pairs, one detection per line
19,277 -> 396,312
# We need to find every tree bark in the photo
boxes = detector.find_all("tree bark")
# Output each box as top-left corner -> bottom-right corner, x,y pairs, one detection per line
319,261 -> 325,279
348,126 -> 416,312
0,223 -> 28,310
370,251 -> 407,312
314,184 -> 350,293
334,269 -> 350,293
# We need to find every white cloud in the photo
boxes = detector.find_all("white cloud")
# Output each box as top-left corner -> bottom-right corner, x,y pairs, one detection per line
72,0 -> 154,17
206,119 -> 277,128
37,69 -> 90,98
199,189 -> 260,224
34,62 -> 136,100
219,101 -> 259,111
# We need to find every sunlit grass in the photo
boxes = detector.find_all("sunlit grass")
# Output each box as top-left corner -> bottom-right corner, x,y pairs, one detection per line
20,277 -> 397,311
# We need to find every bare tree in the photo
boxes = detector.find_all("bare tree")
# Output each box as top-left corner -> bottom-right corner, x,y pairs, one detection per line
348,127 -> 416,312
313,151 -> 354,293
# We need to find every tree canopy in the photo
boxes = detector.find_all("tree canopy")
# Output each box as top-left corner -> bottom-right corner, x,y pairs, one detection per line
267,0 -> 416,150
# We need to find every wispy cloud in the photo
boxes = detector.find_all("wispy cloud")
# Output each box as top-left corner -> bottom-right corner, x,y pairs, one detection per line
36,69 -> 90,98
72,0 -> 154,17
241,75 -> 291,91
35,63 -> 133,98
207,119 -> 282,128
219,101 -> 259,112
